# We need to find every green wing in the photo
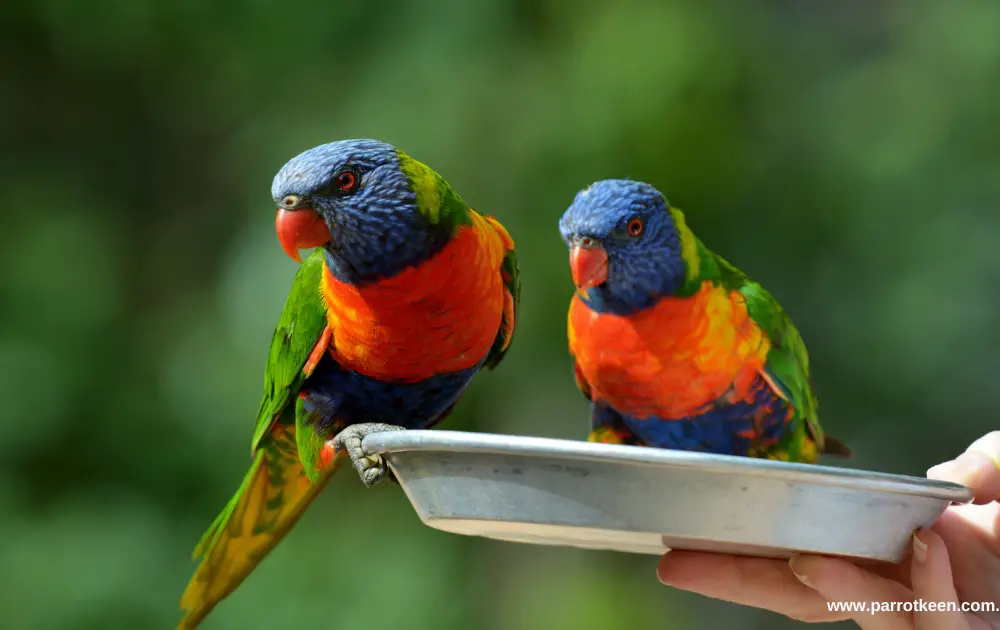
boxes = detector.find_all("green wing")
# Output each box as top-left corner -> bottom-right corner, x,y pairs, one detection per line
709,250 -> 825,451
250,248 -> 329,454
180,249 -> 333,627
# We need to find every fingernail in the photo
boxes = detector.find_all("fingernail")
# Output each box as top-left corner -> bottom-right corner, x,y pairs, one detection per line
789,555 -> 814,588
926,462 -> 952,477
912,531 -> 928,564
930,457 -> 988,494
656,554 -> 672,584
928,458 -> 976,482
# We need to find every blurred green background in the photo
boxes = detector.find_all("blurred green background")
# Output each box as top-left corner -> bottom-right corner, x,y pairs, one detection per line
3,1 -> 999,628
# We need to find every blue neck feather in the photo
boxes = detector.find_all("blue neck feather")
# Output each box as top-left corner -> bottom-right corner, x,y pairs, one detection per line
578,249 -> 687,316
321,212 -> 451,285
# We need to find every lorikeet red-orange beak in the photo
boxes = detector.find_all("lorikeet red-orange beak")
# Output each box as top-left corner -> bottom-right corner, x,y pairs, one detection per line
275,208 -> 331,263
570,242 -> 608,290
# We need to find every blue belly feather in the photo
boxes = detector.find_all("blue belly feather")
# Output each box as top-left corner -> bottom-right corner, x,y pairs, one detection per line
610,374 -> 794,456
299,354 -> 483,435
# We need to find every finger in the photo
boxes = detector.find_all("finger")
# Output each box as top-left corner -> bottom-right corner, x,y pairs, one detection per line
928,432 -> 1000,504
789,554 -> 914,630
910,529 -> 971,630
657,551 -> 845,622
929,507 -> 1000,607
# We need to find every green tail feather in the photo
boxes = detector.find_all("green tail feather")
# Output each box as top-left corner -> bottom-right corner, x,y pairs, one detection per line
178,426 -> 338,629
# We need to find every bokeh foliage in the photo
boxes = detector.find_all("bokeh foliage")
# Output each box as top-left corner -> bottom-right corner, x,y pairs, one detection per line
2,1 -> 999,629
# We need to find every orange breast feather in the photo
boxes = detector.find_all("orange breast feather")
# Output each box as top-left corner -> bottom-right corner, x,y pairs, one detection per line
321,213 -> 506,382
568,281 -> 771,419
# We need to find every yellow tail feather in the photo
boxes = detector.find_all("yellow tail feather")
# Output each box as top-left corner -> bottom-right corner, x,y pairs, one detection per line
177,425 -> 340,629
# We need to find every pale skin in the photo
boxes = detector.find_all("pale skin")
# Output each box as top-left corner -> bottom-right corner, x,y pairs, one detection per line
657,432 -> 1000,629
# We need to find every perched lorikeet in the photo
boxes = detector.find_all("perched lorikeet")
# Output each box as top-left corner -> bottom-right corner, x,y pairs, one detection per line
558,179 -> 849,462
177,139 -> 520,629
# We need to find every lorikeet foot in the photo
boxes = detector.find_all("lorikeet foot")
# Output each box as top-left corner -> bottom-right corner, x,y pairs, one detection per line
330,423 -> 407,488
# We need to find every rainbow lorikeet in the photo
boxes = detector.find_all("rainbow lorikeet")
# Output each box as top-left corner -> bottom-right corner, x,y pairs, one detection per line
177,139 -> 520,629
558,179 -> 849,462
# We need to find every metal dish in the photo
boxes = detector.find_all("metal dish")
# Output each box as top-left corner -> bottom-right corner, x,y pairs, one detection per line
361,431 -> 973,563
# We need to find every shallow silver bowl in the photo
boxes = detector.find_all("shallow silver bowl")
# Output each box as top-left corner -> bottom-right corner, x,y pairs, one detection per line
361,430 -> 973,563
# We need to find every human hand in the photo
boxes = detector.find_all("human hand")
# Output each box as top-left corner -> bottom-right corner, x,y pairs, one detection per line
656,433 -> 1000,628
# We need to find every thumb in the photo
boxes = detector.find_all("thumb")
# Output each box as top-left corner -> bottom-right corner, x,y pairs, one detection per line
928,431 -> 1000,504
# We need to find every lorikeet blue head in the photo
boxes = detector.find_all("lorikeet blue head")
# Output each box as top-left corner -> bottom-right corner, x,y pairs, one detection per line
558,179 -> 693,315
271,139 -> 467,284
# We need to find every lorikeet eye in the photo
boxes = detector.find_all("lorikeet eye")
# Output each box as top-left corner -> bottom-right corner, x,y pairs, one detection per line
627,217 -> 644,237
334,168 -> 360,193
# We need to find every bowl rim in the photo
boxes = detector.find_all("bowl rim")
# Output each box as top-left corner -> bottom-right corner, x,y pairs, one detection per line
362,430 -> 974,503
